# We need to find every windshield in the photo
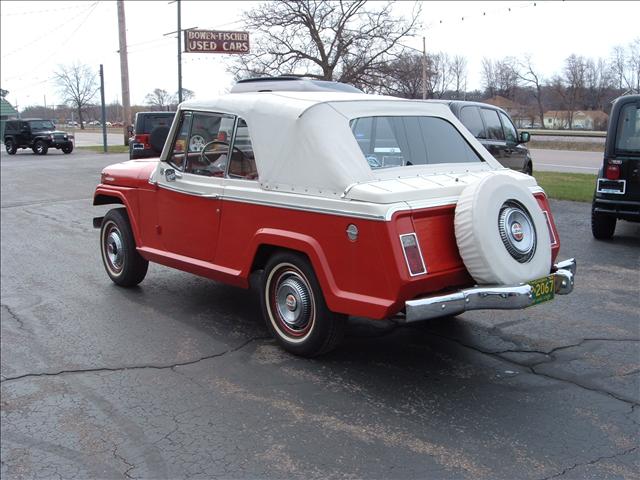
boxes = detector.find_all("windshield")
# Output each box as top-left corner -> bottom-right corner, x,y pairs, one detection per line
615,103 -> 640,154
29,120 -> 55,131
350,116 -> 483,169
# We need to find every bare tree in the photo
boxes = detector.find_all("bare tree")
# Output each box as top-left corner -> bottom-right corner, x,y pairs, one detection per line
610,39 -> 640,92
424,52 -> 453,99
450,55 -> 468,99
228,0 -> 421,89
144,88 -> 173,110
375,53 -> 422,98
179,88 -> 195,101
584,58 -> 612,110
563,54 -> 587,128
54,63 -> 99,130
514,55 -> 546,128
481,57 -> 518,99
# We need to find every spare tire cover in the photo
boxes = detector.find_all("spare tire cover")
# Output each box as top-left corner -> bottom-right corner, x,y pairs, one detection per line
149,126 -> 170,154
454,173 -> 551,285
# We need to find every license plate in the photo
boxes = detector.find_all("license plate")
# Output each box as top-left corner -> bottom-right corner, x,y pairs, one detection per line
527,275 -> 555,306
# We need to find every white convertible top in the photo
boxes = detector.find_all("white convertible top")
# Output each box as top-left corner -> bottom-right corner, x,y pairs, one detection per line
174,91 -> 503,198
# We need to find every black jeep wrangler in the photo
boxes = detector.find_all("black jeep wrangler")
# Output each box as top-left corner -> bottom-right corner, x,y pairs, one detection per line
4,119 -> 74,155
591,94 -> 640,239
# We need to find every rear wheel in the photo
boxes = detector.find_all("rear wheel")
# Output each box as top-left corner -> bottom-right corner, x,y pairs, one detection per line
32,140 -> 48,155
5,139 -> 17,155
100,208 -> 148,286
261,251 -> 345,357
591,206 -> 616,239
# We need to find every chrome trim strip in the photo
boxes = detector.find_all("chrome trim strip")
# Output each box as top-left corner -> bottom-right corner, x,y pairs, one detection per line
157,183 -> 219,198
221,194 -> 388,220
402,258 -> 576,322
542,211 -> 558,246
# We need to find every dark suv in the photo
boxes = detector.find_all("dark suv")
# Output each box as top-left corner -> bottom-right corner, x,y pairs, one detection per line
591,94 -> 640,239
4,119 -> 74,155
427,100 -> 532,174
129,112 -> 175,159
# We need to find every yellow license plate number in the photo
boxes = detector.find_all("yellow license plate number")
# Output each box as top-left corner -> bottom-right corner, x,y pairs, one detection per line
527,275 -> 555,306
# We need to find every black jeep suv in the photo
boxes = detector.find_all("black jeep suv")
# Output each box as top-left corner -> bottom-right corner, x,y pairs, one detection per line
4,119 -> 74,155
129,111 -> 175,159
591,94 -> 640,239
427,100 -> 533,175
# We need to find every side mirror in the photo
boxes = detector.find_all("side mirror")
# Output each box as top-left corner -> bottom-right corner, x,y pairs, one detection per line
519,131 -> 530,143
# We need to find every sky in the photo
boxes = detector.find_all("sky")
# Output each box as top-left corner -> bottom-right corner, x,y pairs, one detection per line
1,0 -> 639,111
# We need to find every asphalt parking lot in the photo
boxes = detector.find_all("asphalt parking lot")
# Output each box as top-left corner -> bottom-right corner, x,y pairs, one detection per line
1,150 -> 638,479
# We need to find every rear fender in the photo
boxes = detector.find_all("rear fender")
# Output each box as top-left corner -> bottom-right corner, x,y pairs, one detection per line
245,228 -> 392,317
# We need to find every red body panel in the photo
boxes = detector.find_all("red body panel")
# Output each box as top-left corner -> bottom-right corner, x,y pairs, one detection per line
94,161 -> 563,320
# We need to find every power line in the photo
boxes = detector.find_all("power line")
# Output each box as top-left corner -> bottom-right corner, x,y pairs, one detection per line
1,2 -> 99,59
1,2 -> 102,83
0,4 -> 79,17
424,1 -> 537,29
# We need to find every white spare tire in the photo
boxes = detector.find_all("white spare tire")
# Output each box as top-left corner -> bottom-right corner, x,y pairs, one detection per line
454,174 -> 552,285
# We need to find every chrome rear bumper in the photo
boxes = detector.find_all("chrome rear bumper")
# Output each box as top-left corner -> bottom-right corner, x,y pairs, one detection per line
403,258 -> 576,323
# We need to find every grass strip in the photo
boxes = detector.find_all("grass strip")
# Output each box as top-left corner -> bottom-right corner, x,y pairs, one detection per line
533,171 -> 596,202
528,140 -> 604,152
77,145 -> 130,154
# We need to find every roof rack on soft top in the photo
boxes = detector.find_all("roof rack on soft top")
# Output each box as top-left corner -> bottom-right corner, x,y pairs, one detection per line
230,76 -> 363,94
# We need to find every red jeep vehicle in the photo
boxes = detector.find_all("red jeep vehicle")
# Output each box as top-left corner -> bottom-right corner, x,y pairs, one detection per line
93,80 -> 576,356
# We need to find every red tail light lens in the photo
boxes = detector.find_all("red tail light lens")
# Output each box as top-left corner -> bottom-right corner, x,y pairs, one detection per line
400,233 -> 427,276
605,164 -> 620,180
134,134 -> 150,148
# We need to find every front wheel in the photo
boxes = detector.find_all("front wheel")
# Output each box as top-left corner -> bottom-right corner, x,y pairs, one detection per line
61,144 -> 73,154
591,206 -> 616,239
32,140 -> 48,155
260,252 -> 345,357
5,140 -> 17,155
100,208 -> 149,286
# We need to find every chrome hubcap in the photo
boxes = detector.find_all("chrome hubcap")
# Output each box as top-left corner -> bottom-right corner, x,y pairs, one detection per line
275,275 -> 311,329
105,227 -> 124,273
498,200 -> 536,263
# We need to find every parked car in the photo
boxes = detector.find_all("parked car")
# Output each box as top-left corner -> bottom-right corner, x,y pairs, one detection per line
93,80 -> 575,356
591,94 -> 640,239
427,100 -> 533,175
129,111 -> 176,159
4,118 -> 74,155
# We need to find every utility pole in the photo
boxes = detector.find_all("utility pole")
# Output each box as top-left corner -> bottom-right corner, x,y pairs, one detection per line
99,64 -> 108,153
165,2 -> 195,105
421,36 -> 427,100
117,0 -> 131,146
177,0 -> 182,103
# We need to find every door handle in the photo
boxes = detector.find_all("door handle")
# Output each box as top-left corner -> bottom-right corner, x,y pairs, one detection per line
164,168 -> 182,182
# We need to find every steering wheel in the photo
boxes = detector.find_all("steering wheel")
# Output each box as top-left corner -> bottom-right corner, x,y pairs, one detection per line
200,140 -> 246,167
189,134 -> 206,152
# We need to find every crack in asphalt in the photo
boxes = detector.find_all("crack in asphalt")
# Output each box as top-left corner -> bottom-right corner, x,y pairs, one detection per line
113,445 -> 136,480
0,336 -> 269,384
424,331 -> 640,407
1,304 -> 27,331
538,445 -> 639,480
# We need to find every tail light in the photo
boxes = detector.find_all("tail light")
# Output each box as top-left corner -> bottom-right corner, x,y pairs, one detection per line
400,233 -> 427,276
134,134 -> 150,149
605,164 -> 620,180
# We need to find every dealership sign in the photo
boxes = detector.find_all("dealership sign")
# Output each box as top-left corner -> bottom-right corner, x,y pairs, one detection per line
184,30 -> 250,54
